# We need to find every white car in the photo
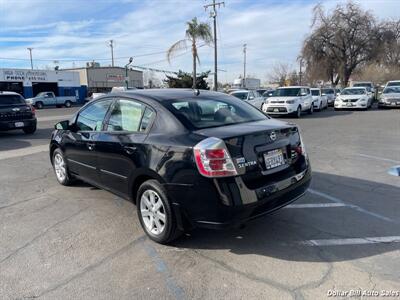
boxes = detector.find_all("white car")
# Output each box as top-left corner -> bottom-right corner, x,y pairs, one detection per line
334,87 -> 373,110
311,88 -> 328,111
385,80 -> 400,88
378,86 -> 400,108
262,86 -> 314,118
230,90 -> 264,109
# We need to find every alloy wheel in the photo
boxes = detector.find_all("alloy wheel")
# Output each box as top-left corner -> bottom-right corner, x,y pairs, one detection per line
140,190 -> 166,235
54,153 -> 66,182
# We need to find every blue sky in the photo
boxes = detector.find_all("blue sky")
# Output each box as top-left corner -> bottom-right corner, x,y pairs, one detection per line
0,0 -> 399,83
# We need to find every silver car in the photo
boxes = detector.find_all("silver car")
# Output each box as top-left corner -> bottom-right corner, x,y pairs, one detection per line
230,90 -> 264,109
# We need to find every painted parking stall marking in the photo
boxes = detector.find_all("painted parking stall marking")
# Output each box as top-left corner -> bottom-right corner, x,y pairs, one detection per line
285,203 -> 347,209
301,236 -> 400,247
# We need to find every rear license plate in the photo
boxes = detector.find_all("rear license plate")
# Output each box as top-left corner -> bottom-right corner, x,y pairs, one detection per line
14,122 -> 24,128
273,108 -> 279,112
264,149 -> 285,170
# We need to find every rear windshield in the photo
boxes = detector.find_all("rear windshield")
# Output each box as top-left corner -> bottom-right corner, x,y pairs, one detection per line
273,88 -> 301,97
161,96 -> 267,129
311,90 -> 320,96
353,83 -> 372,88
0,94 -> 25,105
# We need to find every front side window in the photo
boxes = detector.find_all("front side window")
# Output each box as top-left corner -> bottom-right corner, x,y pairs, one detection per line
76,99 -> 113,131
106,99 -> 145,132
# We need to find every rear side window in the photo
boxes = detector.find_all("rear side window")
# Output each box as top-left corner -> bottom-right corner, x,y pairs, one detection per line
0,94 -> 25,105
106,99 -> 145,132
76,99 -> 113,131
162,96 -> 267,130
140,107 -> 155,132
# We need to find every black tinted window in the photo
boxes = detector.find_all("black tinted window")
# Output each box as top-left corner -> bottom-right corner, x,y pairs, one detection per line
231,92 -> 248,100
273,88 -> 301,97
162,96 -> 267,130
0,94 -> 25,105
106,99 -> 144,132
311,90 -> 320,96
140,107 -> 155,132
76,99 -> 113,131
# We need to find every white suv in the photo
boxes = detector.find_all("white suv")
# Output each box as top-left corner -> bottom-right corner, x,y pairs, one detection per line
262,86 -> 314,118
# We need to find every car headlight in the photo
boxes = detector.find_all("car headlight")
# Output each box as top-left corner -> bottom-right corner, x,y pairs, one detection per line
286,100 -> 295,104
359,98 -> 366,102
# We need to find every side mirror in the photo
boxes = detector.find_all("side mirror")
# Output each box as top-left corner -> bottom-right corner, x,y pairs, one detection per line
337,93 -> 341,96
388,166 -> 400,177
378,91 -> 382,94
300,92 -> 307,96
55,120 -> 70,130
249,96 -> 254,100
321,93 -> 326,96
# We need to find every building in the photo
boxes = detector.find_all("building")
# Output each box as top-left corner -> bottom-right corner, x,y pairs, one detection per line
232,77 -> 261,89
65,66 -> 143,94
0,68 -> 86,102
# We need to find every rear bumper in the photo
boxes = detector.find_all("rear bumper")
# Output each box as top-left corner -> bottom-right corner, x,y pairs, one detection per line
0,118 -> 37,131
165,163 -> 311,230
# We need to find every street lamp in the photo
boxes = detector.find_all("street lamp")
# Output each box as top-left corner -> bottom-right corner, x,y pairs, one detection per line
125,57 -> 133,89
27,48 -> 33,70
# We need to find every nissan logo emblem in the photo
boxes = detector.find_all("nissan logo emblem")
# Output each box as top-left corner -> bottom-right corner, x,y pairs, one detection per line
270,131 -> 277,141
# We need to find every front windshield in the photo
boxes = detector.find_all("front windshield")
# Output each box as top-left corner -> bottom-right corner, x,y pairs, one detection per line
353,83 -> 372,88
383,87 -> 400,94
387,82 -> 400,87
162,96 -> 267,130
341,88 -> 366,95
273,88 -> 301,97
322,89 -> 334,94
311,90 -> 320,96
231,92 -> 248,100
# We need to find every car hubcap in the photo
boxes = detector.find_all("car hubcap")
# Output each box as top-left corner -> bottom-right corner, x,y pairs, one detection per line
54,153 -> 66,182
140,190 -> 166,235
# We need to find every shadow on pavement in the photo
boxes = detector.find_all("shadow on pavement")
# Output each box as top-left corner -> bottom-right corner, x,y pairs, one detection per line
170,171 -> 400,263
0,128 -> 54,151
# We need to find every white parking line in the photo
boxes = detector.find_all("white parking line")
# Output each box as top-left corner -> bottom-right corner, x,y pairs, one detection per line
302,236 -> 400,246
286,203 -> 347,209
308,189 -> 397,224
357,153 -> 400,164
37,115 -> 72,122
0,144 -> 48,160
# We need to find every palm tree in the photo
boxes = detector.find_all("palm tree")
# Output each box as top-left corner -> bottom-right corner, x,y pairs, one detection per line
167,17 -> 213,89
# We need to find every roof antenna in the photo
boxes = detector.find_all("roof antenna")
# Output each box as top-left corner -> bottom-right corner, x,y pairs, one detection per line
193,89 -> 200,96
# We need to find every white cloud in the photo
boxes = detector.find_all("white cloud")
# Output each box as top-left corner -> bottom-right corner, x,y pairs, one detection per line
0,0 -> 399,83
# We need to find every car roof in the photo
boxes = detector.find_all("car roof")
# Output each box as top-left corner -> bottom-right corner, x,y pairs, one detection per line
230,90 -> 248,93
344,87 -> 366,89
114,88 -> 232,102
0,91 -> 21,95
310,88 -> 320,90
277,86 -> 309,89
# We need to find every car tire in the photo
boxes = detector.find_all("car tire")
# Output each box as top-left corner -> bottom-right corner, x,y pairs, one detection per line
295,106 -> 301,118
36,102 -> 44,109
52,148 -> 74,186
137,180 -> 181,244
64,101 -> 72,108
23,124 -> 36,134
308,104 -> 314,114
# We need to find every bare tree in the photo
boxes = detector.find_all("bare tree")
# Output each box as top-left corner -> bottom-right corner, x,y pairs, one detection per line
301,2 -> 381,86
267,62 -> 292,86
379,20 -> 400,67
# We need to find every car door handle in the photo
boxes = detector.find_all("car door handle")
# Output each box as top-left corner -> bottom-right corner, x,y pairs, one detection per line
86,142 -> 95,151
123,146 -> 137,155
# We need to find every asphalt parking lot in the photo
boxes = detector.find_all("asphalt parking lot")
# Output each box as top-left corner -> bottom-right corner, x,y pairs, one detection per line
1,105 -> 399,299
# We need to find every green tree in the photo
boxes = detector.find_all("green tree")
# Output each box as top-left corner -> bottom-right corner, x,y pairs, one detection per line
165,70 -> 210,89
167,17 -> 213,89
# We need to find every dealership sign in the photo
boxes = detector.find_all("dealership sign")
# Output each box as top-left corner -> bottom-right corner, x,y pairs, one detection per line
2,70 -> 47,82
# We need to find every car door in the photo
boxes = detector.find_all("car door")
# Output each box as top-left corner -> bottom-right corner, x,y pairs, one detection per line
247,91 -> 259,108
63,98 -> 114,184
96,98 -> 155,197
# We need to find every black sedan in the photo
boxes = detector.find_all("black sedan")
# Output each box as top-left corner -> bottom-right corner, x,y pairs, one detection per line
50,89 -> 311,243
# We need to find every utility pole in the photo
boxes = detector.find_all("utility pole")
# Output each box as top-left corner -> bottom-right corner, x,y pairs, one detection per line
298,56 -> 303,86
109,40 -> 115,67
243,43 -> 247,88
27,48 -> 33,70
204,0 -> 224,91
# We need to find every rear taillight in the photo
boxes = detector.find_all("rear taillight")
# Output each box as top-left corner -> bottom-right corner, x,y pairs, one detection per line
193,137 -> 237,178
29,105 -> 36,115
